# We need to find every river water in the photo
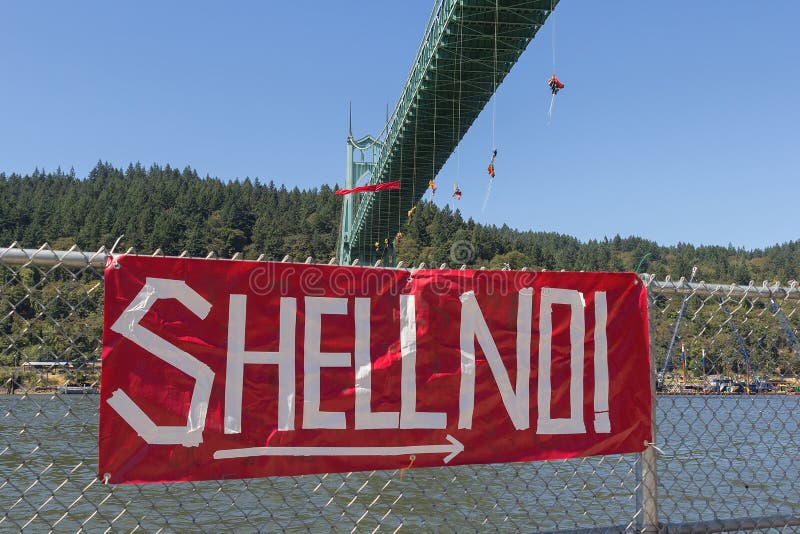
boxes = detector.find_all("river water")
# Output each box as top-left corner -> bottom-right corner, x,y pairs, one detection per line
1,394 -> 798,532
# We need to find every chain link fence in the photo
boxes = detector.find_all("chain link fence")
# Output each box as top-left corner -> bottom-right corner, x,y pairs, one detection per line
1,243 -> 798,532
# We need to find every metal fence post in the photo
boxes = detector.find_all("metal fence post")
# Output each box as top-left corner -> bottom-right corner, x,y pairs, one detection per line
641,447 -> 659,533
641,285 -> 659,533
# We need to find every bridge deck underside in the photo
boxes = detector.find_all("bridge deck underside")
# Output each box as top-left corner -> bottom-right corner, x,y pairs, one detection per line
349,0 -> 557,263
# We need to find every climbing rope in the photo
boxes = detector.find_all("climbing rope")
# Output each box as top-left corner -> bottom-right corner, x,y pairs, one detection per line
455,0 -> 464,201
547,0 -> 562,124
431,39 -> 438,205
551,0 -> 557,73
491,0 -> 498,150
483,0 -> 500,213
397,131 -> 403,243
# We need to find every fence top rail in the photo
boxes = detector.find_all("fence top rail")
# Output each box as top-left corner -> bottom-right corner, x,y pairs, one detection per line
0,244 -> 109,268
642,273 -> 800,300
1,245 -> 798,299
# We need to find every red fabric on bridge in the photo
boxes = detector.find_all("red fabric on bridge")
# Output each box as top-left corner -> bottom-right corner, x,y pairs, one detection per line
335,180 -> 400,195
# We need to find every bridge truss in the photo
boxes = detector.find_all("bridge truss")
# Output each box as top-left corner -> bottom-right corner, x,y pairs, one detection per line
339,0 -> 559,265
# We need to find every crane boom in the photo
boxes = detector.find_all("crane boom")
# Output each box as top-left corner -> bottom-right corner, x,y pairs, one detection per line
662,267 -> 698,375
770,298 -> 800,362
719,296 -> 753,375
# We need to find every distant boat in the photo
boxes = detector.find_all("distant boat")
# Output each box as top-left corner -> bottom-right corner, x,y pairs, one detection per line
57,385 -> 99,395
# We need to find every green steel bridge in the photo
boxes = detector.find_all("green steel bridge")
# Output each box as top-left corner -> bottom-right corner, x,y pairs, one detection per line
338,0 -> 560,266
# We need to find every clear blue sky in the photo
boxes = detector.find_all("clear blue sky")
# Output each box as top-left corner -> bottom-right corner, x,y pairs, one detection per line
2,1 -> 798,250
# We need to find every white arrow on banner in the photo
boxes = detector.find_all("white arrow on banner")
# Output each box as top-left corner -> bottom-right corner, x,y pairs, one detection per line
213,434 -> 465,464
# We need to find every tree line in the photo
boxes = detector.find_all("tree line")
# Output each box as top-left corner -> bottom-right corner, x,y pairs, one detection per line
1,161 -> 798,282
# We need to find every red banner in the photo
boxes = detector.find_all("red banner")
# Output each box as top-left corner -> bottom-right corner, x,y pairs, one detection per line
335,180 -> 400,195
99,256 -> 652,484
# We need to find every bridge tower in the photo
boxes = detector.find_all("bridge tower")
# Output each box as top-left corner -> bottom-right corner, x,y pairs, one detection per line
338,127 -> 384,266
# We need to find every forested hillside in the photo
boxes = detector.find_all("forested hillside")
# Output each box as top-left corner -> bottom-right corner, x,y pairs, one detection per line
1,162 -> 798,282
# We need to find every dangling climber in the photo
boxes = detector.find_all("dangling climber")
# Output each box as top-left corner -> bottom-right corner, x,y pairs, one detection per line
547,74 -> 565,123
452,184 -> 462,201
547,74 -> 564,95
487,149 -> 497,179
